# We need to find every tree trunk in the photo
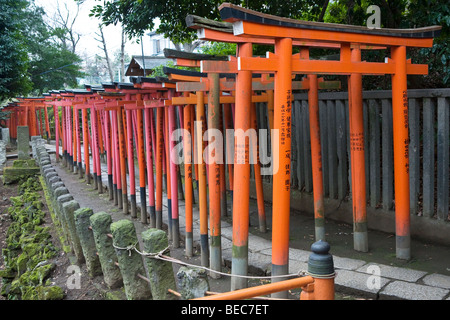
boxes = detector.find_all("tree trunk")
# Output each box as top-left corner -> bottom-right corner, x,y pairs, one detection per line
120,27 -> 126,82
97,25 -> 114,82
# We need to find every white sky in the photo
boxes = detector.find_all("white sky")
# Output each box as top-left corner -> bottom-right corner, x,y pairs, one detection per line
34,0 -> 153,59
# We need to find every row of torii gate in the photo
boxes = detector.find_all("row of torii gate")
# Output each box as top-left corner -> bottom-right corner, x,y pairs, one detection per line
4,3 -> 440,298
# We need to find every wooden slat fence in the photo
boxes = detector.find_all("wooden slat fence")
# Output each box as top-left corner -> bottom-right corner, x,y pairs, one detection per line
255,88 -> 449,222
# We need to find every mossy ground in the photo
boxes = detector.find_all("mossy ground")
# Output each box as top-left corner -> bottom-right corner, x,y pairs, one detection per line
0,177 -> 64,300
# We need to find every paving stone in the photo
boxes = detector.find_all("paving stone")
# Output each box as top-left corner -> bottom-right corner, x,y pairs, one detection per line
356,263 -> 427,282
334,269 -> 390,299
248,251 -> 272,275
221,236 -> 233,251
333,255 -> 367,271
422,273 -> 450,290
248,234 -> 272,253
289,259 -> 309,276
380,280 -> 449,300
288,248 -> 310,262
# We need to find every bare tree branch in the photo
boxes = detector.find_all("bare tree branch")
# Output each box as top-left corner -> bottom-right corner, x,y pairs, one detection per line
95,25 -> 114,82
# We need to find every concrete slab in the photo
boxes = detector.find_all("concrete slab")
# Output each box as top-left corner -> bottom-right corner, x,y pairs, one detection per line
421,273 -> 450,290
356,263 -> 427,282
288,260 -> 309,276
334,269 -> 391,299
333,255 -> 367,271
288,248 -> 310,263
248,234 -> 272,253
380,280 -> 449,300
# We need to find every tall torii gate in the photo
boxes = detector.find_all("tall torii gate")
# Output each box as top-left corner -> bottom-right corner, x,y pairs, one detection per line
190,3 -> 441,296
187,12 -> 351,292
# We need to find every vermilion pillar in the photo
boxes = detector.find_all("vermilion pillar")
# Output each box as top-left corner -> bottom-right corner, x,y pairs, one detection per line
231,42 -> 252,290
196,92 -> 209,267
307,73 -> 325,241
164,106 -> 172,239
72,107 -> 78,174
144,108 -> 155,225
184,102 -> 194,257
208,73 -> 222,278
105,109 -> 113,200
271,37 -> 292,299
223,103 -> 234,200
155,107 -> 164,229
348,46 -> 368,252
126,108 -> 137,218
250,102 -> 266,232
136,107 -> 147,224
75,108 -> 83,178
168,97 -> 180,247
54,106 -> 60,163
112,109 -> 120,205
391,45 -> 410,260
82,108 -> 90,184
117,108 -> 128,214
95,109 -> 103,193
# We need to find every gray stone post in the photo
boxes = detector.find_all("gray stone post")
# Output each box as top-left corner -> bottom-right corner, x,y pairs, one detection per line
141,228 -> 176,300
74,208 -> 102,277
176,267 -> 210,300
55,193 -> 73,250
52,186 -> 70,220
110,219 -> 152,300
1,128 -> 10,146
89,212 -> 123,289
44,170 -> 58,185
62,200 -> 85,264
17,126 -> 29,159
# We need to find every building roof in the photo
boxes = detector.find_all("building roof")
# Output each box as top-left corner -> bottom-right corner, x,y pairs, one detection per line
125,55 -> 170,76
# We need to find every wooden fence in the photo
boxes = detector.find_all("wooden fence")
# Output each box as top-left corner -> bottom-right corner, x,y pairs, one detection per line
255,88 -> 449,222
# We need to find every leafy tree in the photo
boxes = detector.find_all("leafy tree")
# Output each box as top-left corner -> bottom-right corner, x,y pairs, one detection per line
0,0 -> 33,103
0,0 -> 85,102
403,0 -> 449,87
325,0 -> 449,88
90,0 -> 326,44
200,42 -> 236,56
91,0 -> 448,88
25,4 -> 84,95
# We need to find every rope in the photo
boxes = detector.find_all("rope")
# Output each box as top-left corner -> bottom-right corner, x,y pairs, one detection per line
112,242 -> 307,280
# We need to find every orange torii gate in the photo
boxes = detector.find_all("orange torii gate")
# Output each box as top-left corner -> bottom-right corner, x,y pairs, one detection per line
140,79 -> 181,242
166,52 -> 342,285
164,66 -> 274,273
2,103 -> 18,141
15,97 -> 48,138
187,12 -> 347,292
190,3 -> 441,296
119,77 -> 182,239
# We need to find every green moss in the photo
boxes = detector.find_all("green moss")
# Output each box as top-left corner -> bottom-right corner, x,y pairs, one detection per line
12,159 -> 37,168
39,176 -> 67,251
104,288 -> 126,300
16,253 -> 28,276
0,178 -> 62,300
18,177 -> 42,194
3,167 -> 40,185
37,285 -> 64,300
